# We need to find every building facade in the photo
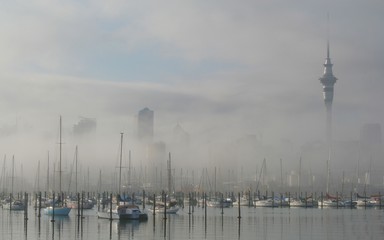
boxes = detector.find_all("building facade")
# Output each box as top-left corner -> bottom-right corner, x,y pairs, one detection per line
137,107 -> 154,143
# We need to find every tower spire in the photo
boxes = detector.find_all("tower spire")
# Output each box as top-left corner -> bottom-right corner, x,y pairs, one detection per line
319,14 -> 337,133
327,12 -> 330,59
319,13 -> 337,193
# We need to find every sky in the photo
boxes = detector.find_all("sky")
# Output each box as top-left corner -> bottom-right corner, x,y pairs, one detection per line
0,0 -> 384,188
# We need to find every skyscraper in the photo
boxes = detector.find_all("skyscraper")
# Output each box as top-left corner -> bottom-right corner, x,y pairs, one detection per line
137,107 -> 154,143
73,117 -> 96,136
319,32 -> 337,193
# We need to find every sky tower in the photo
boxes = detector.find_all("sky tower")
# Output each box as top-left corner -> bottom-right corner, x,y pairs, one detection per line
319,29 -> 337,193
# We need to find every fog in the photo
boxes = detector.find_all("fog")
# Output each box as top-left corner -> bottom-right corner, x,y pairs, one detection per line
0,1 -> 383,194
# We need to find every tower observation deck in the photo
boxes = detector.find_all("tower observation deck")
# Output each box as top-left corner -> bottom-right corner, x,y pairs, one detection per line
320,41 -> 337,143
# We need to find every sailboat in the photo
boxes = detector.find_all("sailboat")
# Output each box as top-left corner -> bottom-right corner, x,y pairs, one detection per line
289,156 -> 315,208
44,116 -> 71,216
148,153 -> 180,214
66,146 -> 94,209
2,156 -> 26,211
97,133 -> 148,221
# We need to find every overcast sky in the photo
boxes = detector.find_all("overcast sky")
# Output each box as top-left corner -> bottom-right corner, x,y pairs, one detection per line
1,1 -> 383,183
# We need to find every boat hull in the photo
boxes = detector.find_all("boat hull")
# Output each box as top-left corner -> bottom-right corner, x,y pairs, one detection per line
148,206 -> 179,214
44,206 -> 71,216
97,204 -> 148,221
2,203 -> 25,211
318,200 -> 345,208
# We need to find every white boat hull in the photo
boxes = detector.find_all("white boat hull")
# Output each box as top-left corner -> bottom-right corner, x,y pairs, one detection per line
98,204 -> 148,221
148,206 -> 179,214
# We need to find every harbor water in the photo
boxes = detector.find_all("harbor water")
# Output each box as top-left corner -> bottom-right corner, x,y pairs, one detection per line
1,206 -> 383,240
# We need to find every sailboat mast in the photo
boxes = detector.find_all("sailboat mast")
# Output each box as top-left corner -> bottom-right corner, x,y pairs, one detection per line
59,116 -> 62,194
326,149 -> 331,194
167,152 -> 172,194
118,132 -> 123,195
214,167 -> 217,195
263,158 -> 266,190
75,145 -> 78,194
46,152 -> 50,192
299,155 -> 302,194
280,158 -> 283,191
98,169 -> 102,193
11,155 -> 14,196
37,160 -> 40,192
128,150 -> 131,190
1,155 -> 6,194
341,171 -> 345,196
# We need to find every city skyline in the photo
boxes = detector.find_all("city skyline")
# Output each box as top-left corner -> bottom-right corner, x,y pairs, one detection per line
0,1 -> 383,191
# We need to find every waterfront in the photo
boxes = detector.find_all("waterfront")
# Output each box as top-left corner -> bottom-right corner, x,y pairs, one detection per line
1,205 -> 383,240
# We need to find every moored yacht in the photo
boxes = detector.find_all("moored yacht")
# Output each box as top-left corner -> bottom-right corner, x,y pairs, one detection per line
98,203 -> 148,221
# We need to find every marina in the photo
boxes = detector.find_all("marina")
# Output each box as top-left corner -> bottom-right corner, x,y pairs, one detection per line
1,190 -> 384,240
1,1 -> 384,240
1,198 -> 384,240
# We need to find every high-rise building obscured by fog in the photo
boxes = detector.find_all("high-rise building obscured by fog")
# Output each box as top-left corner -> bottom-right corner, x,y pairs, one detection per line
73,117 -> 96,136
137,107 -> 154,143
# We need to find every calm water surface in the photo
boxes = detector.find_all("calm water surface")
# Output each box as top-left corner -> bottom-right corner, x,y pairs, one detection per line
1,206 -> 383,240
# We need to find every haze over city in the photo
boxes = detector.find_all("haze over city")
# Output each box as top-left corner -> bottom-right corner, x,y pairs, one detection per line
0,1 -> 383,193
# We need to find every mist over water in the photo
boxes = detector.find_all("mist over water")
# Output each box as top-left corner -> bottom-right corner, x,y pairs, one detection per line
0,1 -> 383,197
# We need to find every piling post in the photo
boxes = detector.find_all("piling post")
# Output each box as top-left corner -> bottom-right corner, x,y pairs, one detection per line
364,192 -> 367,209
163,192 -> 167,238
320,192 -> 323,209
163,191 -> 167,220
336,192 -> 339,209
34,193 -> 38,211
143,190 -> 146,209
248,190 -> 251,207
237,192 -> 241,219
38,192 -> 42,218
77,192 -> 81,217
192,192 -> 195,213
197,192 -> 200,208
97,193 -> 100,211
9,193 -> 12,211
221,193 -> 224,215
101,192 -> 105,210
109,193 -> 113,221
51,192 -> 55,223
24,192 -> 28,221
204,193 -> 207,227
81,192 -> 84,218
